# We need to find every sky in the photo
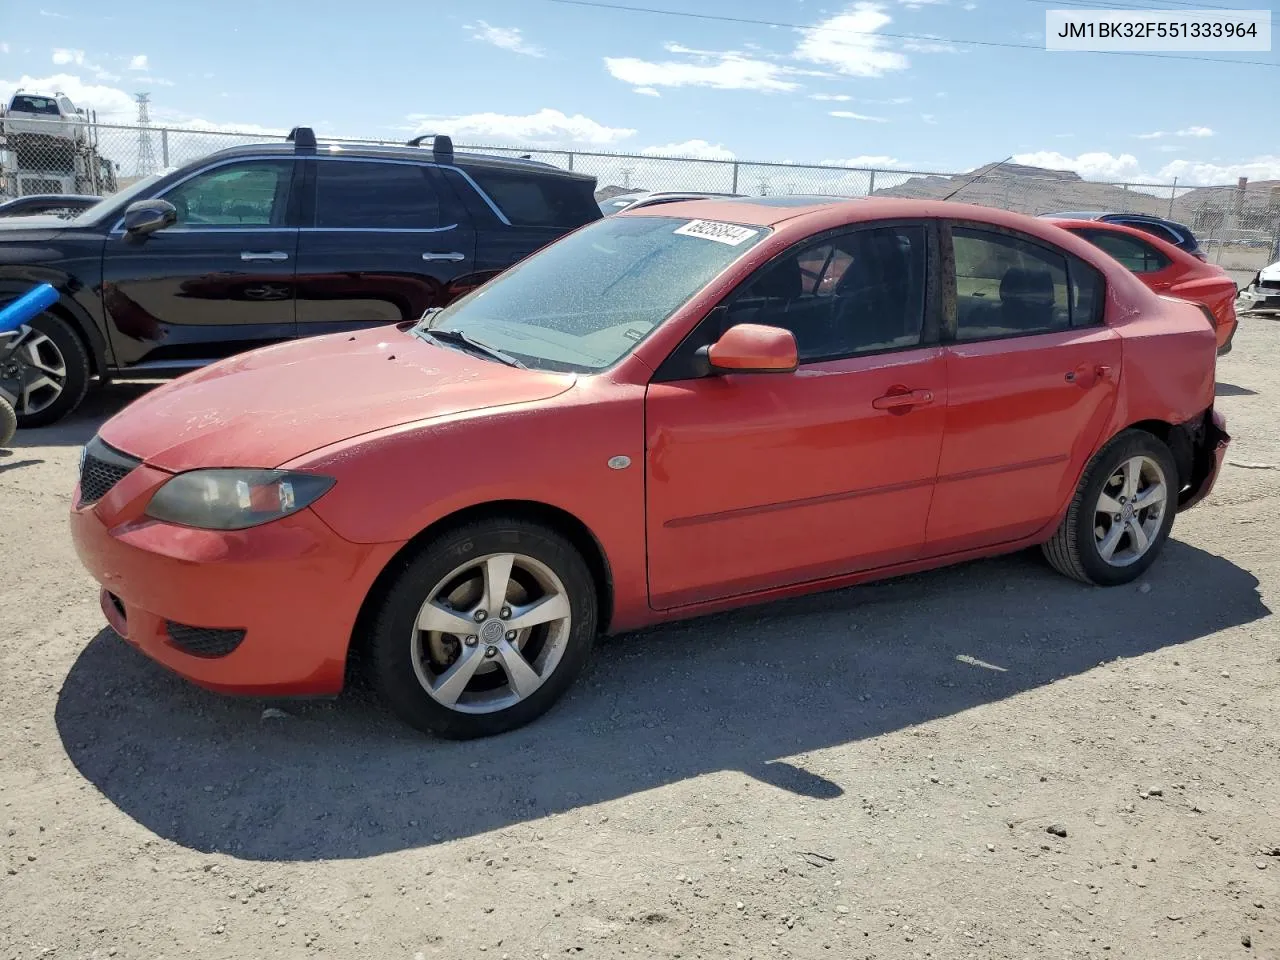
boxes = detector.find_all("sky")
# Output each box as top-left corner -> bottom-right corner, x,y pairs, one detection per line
0,0 -> 1277,187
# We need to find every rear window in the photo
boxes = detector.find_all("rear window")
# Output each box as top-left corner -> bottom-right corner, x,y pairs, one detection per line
468,169 -> 601,229
9,95 -> 60,116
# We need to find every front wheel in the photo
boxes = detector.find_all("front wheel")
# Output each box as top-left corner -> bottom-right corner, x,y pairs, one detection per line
1042,430 -> 1178,586
0,311 -> 91,428
367,518 -> 598,739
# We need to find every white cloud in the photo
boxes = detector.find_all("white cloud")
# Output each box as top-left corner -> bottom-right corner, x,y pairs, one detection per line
408,108 -> 635,146
129,54 -> 148,71
1138,126 -> 1214,140
1157,144 -> 1185,154
605,46 -> 802,93
902,36 -> 957,54
1157,156 -> 1280,185
830,110 -> 888,122
642,139 -> 735,161
921,113 -> 937,124
810,93 -> 853,101
0,72 -> 136,120
633,86 -> 660,97
795,3 -> 910,77
40,9 -> 69,19
962,2 -> 978,8
463,21 -> 544,58
1013,151 -> 1149,181
52,48 -> 83,65
0,43 -> 9,54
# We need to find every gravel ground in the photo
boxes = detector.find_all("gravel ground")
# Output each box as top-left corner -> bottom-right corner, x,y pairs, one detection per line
3,320 -> 1280,960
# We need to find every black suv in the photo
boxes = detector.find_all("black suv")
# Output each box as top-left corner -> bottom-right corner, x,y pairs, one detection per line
0,127 -> 601,426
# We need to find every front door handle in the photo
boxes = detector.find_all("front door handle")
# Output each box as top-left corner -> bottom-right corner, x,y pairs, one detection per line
423,252 -> 467,262
872,388 -> 934,411
241,251 -> 289,262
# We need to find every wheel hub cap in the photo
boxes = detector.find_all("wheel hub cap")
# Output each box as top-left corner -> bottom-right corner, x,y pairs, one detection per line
479,619 -> 505,644
1121,502 -> 1135,523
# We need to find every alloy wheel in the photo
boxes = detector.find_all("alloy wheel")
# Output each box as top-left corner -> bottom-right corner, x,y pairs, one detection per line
410,552 -> 573,714
1093,455 -> 1167,567
0,329 -> 67,417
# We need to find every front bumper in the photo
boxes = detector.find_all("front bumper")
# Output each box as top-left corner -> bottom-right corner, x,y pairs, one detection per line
1239,289 -> 1280,315
69,464 -> 400,696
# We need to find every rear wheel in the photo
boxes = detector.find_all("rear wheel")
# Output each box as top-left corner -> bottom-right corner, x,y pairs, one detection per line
0,397 -> 15,447
368,518 -> 598,739
0,310 -> 90,428
1042,430 -> 1178,586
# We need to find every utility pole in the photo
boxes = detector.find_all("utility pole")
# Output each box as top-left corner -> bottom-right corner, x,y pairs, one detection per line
134,93 -> 157,177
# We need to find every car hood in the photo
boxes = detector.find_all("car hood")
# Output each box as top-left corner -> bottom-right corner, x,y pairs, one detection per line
1260,261 -> 1280,283
0,214 -> 75,232
98,325 -> 577,471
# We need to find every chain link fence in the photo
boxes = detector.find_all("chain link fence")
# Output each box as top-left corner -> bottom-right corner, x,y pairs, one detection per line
3,117 -> 1277,280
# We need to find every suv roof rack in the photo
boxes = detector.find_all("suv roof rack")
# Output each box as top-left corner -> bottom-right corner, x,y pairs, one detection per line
405,133 -> 454,165
286,126 -> 317,153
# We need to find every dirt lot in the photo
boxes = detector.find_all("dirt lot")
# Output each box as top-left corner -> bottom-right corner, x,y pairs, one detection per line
3,321 -> 1280,960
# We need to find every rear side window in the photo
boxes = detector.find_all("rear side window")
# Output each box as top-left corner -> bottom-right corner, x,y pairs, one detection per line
467,169 -> 600,228
1070,228 -> 1171,274
952,227 -> 1103,339
314,160 -> 442,229
10,95 -> 60,115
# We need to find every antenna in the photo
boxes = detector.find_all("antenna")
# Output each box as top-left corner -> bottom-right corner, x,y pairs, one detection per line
941,155 -> 1014,202
134,93 -> 157,177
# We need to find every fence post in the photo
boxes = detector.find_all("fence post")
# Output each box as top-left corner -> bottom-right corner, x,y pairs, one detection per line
161,129 -> 170,168
731,162 -> 739,194
567,152 -> 574,172
868,170 -> 876,197
1168,177 -> 1177,219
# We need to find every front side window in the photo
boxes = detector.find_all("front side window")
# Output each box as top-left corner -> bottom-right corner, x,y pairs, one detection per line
953,228 -> 1074,340
723,225 -> 927,362
421,215 -> 769,372
163,160 -> 294,227
314,160 -> 442,229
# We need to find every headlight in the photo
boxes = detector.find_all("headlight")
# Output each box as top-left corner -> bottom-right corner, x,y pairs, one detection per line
145,469 -> 335,530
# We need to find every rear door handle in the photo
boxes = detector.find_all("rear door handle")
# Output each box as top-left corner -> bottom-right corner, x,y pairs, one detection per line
423,252 -> 467,262
241,251 -> 289,262
872,388 -> 934,410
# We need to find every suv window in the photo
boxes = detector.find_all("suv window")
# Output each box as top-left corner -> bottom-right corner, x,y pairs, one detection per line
10,95 -> 59,115
467,168 -> 599,228
1115,219 -> 1181,246
1070,228 -> 1171,274
314,160 -> 442,229
58,98 -> 76,115
164,159 -> 294,227
724,225 -> 927,362
954,228 -> 1081,340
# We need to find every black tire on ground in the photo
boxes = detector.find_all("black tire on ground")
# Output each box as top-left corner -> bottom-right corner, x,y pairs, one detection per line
1042,429 -> 1179,586
367,517 -> 598,739
8,311 -> 91,428
0,397 -> 16,447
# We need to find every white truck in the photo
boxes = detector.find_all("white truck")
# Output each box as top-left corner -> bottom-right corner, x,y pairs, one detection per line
0,91 -> 117,199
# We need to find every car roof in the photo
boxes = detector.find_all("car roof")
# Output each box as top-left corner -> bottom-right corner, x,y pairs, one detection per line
203,140 -> 596,182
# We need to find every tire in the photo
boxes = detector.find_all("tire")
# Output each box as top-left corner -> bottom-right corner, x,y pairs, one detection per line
0,397 -> 15,447
367,517 -> 598,739
1042,430 -> 1179,586
1,310 -> 91,429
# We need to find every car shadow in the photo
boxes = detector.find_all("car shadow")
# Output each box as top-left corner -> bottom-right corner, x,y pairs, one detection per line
11,381 -> 158,448
0,455 -> 44,474
1215,382 -> 1258,398
55,541 -> 1267,863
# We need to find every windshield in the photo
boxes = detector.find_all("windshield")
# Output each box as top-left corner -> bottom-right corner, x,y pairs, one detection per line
69,173 -> 165,225
421,215 -> 769,372
9,95 -> 60,115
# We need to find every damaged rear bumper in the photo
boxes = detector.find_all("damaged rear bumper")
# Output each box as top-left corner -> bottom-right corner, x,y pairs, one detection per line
1177,407 -> 1229,512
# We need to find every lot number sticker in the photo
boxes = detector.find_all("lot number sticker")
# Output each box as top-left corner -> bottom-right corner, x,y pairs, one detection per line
673,219 -> 759,246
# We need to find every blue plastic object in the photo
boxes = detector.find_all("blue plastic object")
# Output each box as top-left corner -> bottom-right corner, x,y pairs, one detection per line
0,283 -> 59,336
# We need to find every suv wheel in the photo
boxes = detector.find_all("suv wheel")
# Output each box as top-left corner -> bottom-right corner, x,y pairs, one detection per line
0,310 -> 90,428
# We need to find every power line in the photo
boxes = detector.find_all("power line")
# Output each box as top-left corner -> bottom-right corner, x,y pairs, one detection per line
533,0 -> 1279,68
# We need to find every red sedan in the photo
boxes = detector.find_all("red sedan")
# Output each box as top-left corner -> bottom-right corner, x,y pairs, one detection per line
70,198 -> 1230,739
1050,218 -> 1238,355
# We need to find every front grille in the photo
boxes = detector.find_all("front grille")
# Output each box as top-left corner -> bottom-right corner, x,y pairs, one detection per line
78,437 -> 141,505
165,622 -> 247,658
1259,279 -> 1280,292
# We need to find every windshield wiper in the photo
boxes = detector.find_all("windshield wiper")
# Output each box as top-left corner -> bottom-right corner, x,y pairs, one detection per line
420,327 -> 526,369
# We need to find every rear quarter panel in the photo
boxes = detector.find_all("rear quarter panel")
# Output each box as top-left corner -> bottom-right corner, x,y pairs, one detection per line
1108,293 -> 1216,433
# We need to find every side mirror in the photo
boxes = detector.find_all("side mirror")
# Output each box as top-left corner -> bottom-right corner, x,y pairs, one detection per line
699,323 -> 798,375
122,199 -> 177,239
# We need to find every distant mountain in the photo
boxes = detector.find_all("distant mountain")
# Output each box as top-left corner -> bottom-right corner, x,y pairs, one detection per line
594,184 -> 635,202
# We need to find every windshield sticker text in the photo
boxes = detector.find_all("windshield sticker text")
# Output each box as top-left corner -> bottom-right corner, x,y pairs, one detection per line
673,219 -> 759,247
